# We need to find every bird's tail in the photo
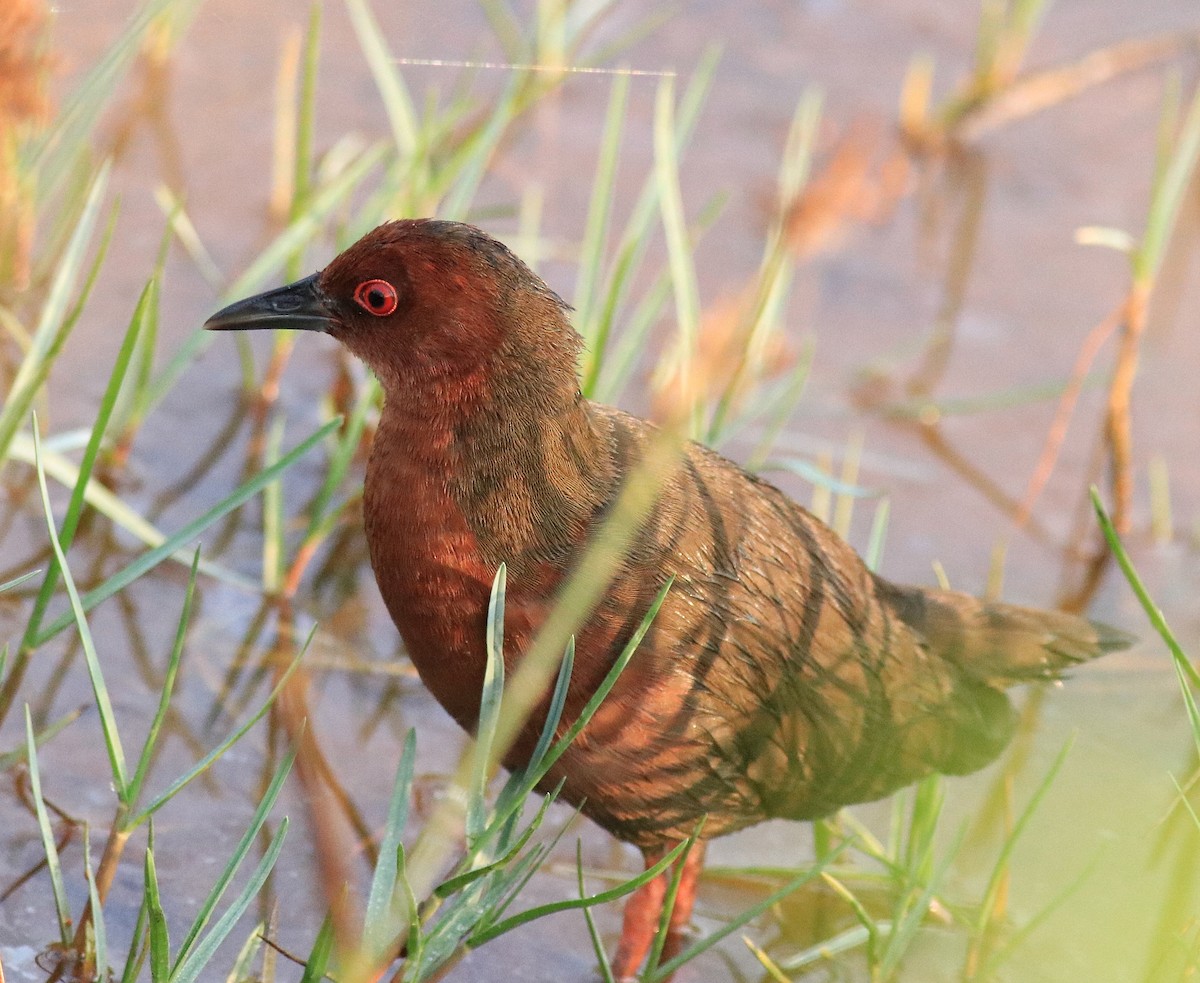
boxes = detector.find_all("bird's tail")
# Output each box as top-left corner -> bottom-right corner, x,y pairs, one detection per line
866,578 -> 1131,778
876,579 -> 1134,686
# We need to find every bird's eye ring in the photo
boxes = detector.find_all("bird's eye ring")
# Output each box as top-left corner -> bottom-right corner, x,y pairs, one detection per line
353,279 -> 399,316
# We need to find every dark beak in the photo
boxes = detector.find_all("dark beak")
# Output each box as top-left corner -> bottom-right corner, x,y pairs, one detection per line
204,273 -> 336,333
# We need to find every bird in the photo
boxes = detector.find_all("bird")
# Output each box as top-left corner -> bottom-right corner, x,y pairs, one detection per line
206,219 -> 1131,980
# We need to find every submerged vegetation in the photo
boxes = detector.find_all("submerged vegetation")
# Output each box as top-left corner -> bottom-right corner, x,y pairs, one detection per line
0,1 -> 1198,981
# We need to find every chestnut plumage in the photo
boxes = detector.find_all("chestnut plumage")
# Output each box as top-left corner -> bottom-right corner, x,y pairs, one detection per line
207,219 -> 1130,979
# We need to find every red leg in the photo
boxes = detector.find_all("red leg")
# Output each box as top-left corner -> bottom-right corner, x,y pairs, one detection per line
612,854 -> 667,982
611,842 -> 706,982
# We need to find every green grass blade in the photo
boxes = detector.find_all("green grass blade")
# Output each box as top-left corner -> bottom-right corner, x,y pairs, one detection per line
119,894 -> 150,983
467,841 -> 689,946
29,176 -> 118,384
108,221 -> 166,441
24,705 -> 71,944
436,792 -> 559,900
820,872 -> 879,963
478,0 -> 526,60
1093,487 -> 1200,766
171,748 -> 297,971
298,916 -> 335,983
0,571 -> 38,593
904,774 -> 944,880
84,824 -> 110,980
574,73 -> 631,337
588,263 -> 673,402
974,737 -> 1076,936
775,89 -> 821,215
467,564 -> 508,842
761,455 -> 876,498
466,837 -> 560,936
459,850 -> 554,946
883,372 -> 1110,420
1174,659 -> 1200,758
364,729 -> 417,954
704,95 -> 819,443
1136,80 -> 1200,284
20,272 -> 152,648
32,419 -> 338,647
1092,487 -> 1196,687
145,836 -> 170,983
396,842 -> 425,977
524,636 -> 574,779
134,641 -> 306,827
0,164 -> 112,462
744,344 -> 814,469
170,819 -> 290,983
1171,777 -> 1200,832
114,268 -> 164,444
880,831 -> 961,977
576,843 -> 616,983
126,551 -> 199,811
291,4 -> 322,225
343,0 -> 419,155
781,923 -> 877,971
33,421 -> 129,795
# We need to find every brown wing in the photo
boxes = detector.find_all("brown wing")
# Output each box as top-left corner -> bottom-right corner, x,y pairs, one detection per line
546,406 -> 1118,849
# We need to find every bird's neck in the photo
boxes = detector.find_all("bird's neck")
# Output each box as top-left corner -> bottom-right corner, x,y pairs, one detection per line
370,318 -> 618,549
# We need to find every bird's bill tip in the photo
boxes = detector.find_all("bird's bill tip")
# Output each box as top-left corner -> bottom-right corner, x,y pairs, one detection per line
204,273 -> 335,333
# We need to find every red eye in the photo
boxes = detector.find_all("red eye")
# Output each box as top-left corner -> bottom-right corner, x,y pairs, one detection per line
353,279 -> 398,316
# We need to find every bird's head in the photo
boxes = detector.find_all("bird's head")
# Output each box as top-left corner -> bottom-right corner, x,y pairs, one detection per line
206,219 -> 582,409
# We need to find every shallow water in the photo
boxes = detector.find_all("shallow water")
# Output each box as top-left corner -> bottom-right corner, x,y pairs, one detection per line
2,1 -> 1200,981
